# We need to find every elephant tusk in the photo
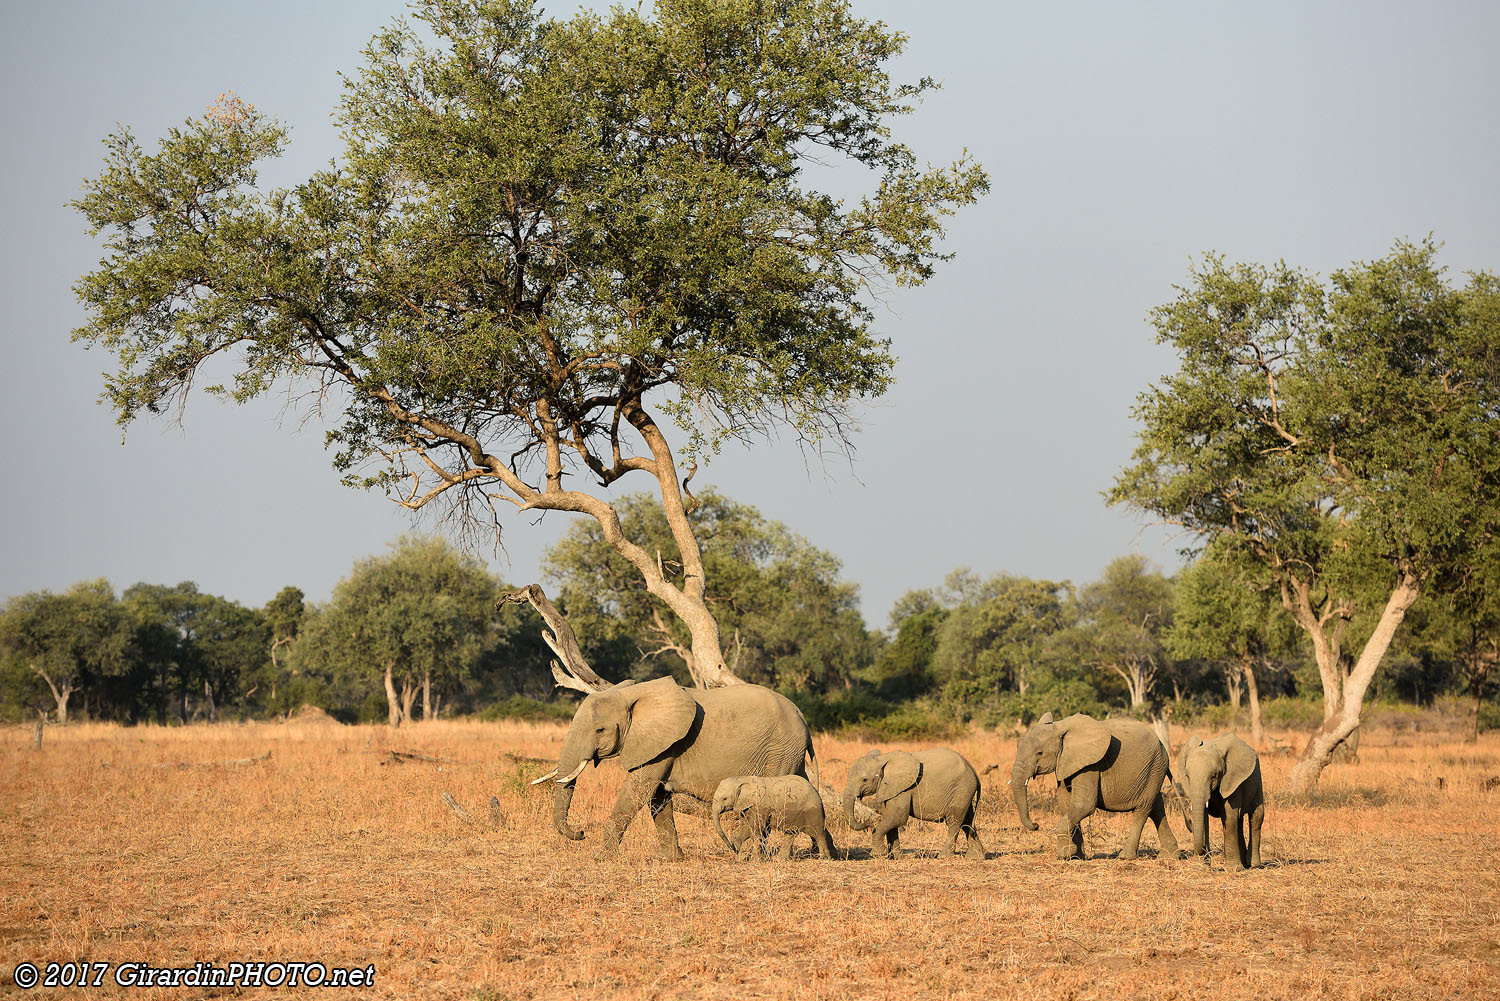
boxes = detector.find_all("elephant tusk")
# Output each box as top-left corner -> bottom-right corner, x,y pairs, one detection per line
529,768 -> 559,786
556,760 -> 589,785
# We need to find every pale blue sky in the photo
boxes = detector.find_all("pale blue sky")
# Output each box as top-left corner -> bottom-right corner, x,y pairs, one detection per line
3,1 -> 1497,624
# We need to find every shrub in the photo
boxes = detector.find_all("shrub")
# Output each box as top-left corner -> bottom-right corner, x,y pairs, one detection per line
477,696 -> 578,724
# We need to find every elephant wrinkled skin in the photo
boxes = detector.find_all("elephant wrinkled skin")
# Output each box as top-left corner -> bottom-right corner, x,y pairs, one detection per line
711,775 -> 837,860
1179,733 -> 1264,870
1010,712 -> 1179,861
540,677 -> 816,860
843,748 -> 985,859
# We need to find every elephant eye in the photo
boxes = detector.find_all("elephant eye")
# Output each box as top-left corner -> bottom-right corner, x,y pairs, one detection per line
595,725 -> 607,734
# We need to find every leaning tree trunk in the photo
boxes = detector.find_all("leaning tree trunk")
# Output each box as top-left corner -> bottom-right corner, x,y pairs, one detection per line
1286,573 -> 1422,794
421,670 -> 432,721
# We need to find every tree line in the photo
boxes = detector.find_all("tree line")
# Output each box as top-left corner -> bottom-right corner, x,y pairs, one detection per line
4,494 -> 1495,736
59,0 -> 1499,797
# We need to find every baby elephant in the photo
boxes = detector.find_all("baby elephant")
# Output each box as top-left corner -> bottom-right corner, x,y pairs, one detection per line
1178,733 -> 1264,871
711,775 -> 838,860
843,748 -> 985,859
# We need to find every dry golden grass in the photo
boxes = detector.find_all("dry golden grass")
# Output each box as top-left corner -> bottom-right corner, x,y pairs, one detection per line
3,719 -> 1499,1000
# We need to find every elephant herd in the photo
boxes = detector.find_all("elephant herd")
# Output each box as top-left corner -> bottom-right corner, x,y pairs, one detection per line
531,678 -> 1265,868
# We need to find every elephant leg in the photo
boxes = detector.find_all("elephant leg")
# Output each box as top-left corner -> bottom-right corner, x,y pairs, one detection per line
1149,793 -> 1179,858
941,817 -> 962,857
647,783 -> 686,862
872,801 -> 906,859
1056,778 -> 1094,860
961,805 -> 986,861
1248,801 -> 1264,868
1222,802 -> 1244,871
600,765 -> 672,858
1119,803 -> 1152,861
814,826 -> 838,860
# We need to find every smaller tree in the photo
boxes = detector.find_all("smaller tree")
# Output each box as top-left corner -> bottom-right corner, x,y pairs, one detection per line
1167,544 -> 1299,743
1073,556 -> 1175,711
930,575 -> 1071,700
0,580 -> 131,723
866,604 -> 948,700
296,536 -> 499,725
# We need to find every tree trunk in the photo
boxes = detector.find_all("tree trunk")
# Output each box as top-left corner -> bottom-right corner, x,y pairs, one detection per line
421,670 -> 432,721
1244,657 -> 1264,746
32,666 -> 73,725
203,678 -> 218,724
400,679 -> 418,725
1463,641 -> 1495,744
383,662 -> 401,727
1225,666 -> 1243,709
1286,573 -> 1422,794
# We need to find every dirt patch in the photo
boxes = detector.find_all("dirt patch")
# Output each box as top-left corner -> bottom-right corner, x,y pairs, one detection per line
285,704 -> 341,725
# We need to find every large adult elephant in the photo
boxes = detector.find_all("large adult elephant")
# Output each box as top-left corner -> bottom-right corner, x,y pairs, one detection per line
1010,712 -> 1179,860
534,677 -> 817,860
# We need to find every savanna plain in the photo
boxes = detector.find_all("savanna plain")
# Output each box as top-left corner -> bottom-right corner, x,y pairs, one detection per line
4,717 -> 1498,1000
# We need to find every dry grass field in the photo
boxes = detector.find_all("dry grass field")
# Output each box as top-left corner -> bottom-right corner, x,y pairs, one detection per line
4,716 -> 1498,1000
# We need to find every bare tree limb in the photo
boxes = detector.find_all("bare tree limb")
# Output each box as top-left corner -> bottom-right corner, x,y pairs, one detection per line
497,584 -> 612,693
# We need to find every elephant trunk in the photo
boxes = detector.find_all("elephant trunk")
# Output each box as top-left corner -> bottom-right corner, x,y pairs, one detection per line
713,802 -> 735,854
1011,757 -> 1039,832
844,785 -> 870,831
1189,784 -> 1210,857
550,724 -> 592,842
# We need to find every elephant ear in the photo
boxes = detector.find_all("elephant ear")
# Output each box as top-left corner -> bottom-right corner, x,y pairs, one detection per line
618,677 -> 700,773
1056,716 -> 1113,780
1217,734 -> 1259,797
876,751 -> 922,804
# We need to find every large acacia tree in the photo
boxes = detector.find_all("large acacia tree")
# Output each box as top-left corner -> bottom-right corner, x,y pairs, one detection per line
1111,241 -> 1500,791
72,0 -> 986,688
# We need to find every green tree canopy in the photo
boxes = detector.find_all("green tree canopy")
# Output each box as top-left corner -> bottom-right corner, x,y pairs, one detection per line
122,582 -> 269,723
0,580 -> 131,723
72,0 -> 986,689
294,535 -> 501,725
1110,240 -> 1500,789
545,488 -> 871,693
929,574 -> 1071,701
1069,555 -> 1174,711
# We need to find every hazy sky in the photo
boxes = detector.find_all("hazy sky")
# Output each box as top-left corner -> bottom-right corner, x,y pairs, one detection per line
3,1 -> 1497,626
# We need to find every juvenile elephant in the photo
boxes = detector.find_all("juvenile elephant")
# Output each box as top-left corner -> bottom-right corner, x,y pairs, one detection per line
1010,712 -> 1179,861
533,677 -> 816,860
1178,733 -> 1264,870
711,775 -> 838,860
843,748 -> 985,859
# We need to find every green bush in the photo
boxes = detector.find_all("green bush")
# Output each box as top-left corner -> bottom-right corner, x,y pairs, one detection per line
782,690 -> 959,741
477,695 -> 578,724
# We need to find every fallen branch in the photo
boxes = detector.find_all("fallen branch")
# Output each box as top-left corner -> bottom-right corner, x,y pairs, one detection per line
439,792 -> 506,829
504,751 -> 554,766
384,749 -> 464,765
441,791 -> 474,822
497,584 -> 611,694
119,750 -> 274,770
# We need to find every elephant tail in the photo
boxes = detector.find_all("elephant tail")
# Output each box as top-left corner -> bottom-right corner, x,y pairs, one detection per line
804,736 -> 820,792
